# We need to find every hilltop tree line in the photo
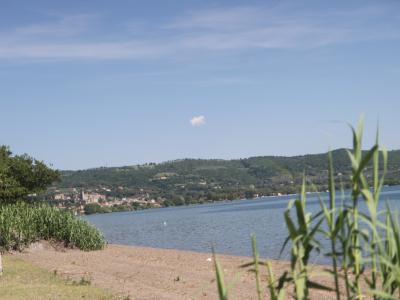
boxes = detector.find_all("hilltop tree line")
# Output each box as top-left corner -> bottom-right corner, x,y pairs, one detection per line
54,149 -> 400,206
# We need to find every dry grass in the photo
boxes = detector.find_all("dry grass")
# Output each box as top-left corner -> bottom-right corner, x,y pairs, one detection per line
0,255 -> 116,300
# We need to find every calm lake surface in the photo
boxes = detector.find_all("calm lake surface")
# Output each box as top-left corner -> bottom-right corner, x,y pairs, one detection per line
85,185 -> 400,260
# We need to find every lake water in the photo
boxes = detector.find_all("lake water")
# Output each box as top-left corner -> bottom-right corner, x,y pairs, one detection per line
85,185 -> 400,261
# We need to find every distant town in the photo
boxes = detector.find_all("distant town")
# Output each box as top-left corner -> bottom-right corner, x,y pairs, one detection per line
45,187 -> 162,215
42,148 -> 400,215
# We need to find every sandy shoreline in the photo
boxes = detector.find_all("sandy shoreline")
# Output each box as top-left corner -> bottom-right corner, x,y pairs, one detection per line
11,242 -> 337,299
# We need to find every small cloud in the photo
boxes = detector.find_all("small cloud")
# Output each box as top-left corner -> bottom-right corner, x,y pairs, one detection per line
190,115 -> 205,126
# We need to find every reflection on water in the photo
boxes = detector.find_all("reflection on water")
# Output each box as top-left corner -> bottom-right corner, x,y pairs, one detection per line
85,186 -> 400,260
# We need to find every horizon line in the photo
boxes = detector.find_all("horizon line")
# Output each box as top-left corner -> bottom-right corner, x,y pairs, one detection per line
60,147 -> 398,172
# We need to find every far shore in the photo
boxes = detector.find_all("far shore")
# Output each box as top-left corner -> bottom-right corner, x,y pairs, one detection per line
82,192 -> 300,216
11,242 -> 339,299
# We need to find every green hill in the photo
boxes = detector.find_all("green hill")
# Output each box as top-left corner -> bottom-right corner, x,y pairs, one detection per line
52,149 -> 400,206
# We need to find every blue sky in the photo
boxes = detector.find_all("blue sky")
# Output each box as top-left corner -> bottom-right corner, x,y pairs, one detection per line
0,0 -> 399,170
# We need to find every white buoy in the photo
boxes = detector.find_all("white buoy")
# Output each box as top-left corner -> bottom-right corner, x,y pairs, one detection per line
163,221 -> 167,226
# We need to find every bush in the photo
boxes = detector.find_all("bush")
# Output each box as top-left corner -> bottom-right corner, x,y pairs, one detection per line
84,203 -> 108,214
0,202 -> 106,251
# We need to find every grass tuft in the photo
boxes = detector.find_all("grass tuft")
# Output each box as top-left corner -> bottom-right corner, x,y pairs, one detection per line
0,202 -> 105,252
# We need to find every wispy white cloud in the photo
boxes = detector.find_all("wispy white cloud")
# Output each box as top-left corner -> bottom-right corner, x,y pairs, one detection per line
166,6 -> 266,31
0,41 -> 164,59
190,115 -> 205,126
14,14 -> 95,37
169,4 -> 400,50
0,4 -> 399,61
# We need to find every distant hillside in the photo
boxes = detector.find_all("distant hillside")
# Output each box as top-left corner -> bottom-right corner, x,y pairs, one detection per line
52,149 -> 400,206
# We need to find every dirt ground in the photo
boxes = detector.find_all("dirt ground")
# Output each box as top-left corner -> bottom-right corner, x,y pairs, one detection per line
12,242 -> 339,300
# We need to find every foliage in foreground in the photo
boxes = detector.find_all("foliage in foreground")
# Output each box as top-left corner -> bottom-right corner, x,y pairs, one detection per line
0,202 -> 105,251
214,118 -> 400,299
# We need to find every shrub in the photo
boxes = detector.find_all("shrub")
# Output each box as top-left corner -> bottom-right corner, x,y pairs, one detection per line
0,202 -> 105,252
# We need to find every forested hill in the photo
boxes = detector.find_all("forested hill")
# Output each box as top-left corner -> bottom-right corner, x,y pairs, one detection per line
53,149 -> 400,206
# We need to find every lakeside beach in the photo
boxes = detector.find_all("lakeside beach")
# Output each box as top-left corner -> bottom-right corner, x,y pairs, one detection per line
12,242 -> 338,300
83,185 -> 400,261
2,1 -> 399,298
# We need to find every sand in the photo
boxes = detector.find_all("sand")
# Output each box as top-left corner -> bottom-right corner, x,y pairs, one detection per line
12,242 -> 338,300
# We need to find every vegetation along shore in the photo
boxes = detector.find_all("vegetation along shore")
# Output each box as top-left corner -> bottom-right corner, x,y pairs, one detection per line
42,148 -> 400,215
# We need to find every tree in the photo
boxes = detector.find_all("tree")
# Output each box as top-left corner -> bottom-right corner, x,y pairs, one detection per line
84,203 -> 104,214
0,146 -> 60,274
0,146 -> 59,204
244,190 -> 255,199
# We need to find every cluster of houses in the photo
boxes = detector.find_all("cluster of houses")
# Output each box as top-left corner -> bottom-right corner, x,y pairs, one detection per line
50,188 -> 161,214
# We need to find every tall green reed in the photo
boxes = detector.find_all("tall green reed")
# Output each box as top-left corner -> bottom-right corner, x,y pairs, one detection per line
214,117 -> 400,299
0,202 -> 105,252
